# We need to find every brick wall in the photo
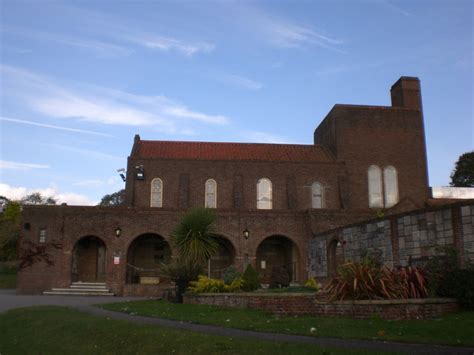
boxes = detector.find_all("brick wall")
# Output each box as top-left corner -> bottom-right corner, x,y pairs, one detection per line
184,294 -> 459,320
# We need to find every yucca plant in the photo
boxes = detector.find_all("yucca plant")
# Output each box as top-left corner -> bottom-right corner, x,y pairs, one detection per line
325,262 -> 427,301
171,208 -> 219,266
394,266 -> 428,299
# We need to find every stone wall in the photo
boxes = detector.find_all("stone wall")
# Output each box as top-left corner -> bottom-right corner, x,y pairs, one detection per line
461,205 -> 474,259
309,201 -> 474,278
184,293 -> 459,320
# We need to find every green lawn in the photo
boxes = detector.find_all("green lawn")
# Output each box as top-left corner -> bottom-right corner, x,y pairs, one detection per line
0,306 -> 383,355
101,300 -> 474,347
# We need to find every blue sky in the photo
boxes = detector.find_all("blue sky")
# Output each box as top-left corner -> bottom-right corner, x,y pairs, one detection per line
0,0 -> 472,205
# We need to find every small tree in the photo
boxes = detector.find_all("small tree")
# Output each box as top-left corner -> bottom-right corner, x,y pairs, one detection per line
242,264 -> 260,291
98,189 -> 126,206
171,208 -> 218,265
161,208 -> 219,302
450,151 -> 474,187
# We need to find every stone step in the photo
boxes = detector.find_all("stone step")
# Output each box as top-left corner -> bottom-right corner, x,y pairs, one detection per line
70,284 -> 108,290
51,287 -> 111,293
44,291 -> 115,296
71,282 -> 106,286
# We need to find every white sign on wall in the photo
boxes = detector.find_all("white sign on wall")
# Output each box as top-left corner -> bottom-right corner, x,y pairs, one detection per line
261,260 -> 266,269
114,256 -> 120,265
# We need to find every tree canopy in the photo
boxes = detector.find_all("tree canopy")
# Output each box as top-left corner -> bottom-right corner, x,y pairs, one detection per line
98,189 -> 125,206
21,193 -> 57,205
450,151 -> 474,187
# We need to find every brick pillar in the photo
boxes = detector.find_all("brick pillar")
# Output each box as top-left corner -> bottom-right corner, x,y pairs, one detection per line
390,217 -> 400,266
451,206 -> 464,267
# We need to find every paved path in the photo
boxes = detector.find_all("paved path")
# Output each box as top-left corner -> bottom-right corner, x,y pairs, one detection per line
1,289 -> 473,355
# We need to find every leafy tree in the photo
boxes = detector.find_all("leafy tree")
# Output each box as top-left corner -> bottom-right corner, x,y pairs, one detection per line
450,151 -> 474,187
98,189 -> 125,206
0,201 -> 21,261
21,192 -> 57,205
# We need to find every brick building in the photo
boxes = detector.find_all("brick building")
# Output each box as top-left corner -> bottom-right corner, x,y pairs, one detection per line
18,77 -> 435,295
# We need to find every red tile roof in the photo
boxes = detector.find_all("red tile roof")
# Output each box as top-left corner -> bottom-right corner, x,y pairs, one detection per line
133,140 -> 332,162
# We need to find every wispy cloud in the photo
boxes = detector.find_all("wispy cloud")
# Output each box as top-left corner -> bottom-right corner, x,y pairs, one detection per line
73,176 -> 122,188
0,160 -> 50,170
237,5 -> 344,52
1,25 -> 131,56
377,0 -> 412,17
1,65 -> 230,134
0,116 -> 114,137
214,72 -> 264,91
0,183 -> 96,205
123,33 -> 214,56
315,65 -> 351,77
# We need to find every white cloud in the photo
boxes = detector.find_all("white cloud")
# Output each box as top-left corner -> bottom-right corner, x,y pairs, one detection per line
1,65 -> 230,133
377,0 -> 412,17
0,183 -> 96,205
214,72 -> 264,91
0,116 -> 114,137
73,175 -> 122,188
0,160 -> 50,170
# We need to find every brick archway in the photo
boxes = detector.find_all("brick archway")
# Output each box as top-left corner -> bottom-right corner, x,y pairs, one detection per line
208,236 -> 235,279
71,236 -> 106,283
126,233 -> 171,284
256,235 -> 299,284
327,238 -> 344,277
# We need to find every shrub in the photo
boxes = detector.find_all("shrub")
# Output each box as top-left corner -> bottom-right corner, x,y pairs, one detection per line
325,262 -> 427,300
228,277 -> 244,292
304,277 -> 320,291
188,275 -> 227,293
270,266 -> 290,288
187,275 -> 244,293
242,264 -> 260,291
425,246 -> 459,296
436,267 -> 474,309
222,265 -> 241,285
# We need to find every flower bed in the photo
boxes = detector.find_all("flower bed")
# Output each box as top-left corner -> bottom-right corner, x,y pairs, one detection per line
183,293 -> 458,320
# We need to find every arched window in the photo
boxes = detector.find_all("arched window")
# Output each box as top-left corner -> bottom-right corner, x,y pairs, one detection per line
257,178 -> 272,209
368,165 -> 383,208
150,178 -> 163,207
311,182 -> 324,208
384,166 -> 399,207
205,179 -> 217,208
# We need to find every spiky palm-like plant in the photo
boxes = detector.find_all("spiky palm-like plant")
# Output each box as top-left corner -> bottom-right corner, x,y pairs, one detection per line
171,207 -> 219,266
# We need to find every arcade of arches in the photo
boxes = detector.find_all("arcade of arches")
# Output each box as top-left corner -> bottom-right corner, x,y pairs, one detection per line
71,233 -> 302,286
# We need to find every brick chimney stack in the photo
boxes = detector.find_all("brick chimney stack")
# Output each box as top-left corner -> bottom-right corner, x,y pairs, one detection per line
390,76 -> 423,111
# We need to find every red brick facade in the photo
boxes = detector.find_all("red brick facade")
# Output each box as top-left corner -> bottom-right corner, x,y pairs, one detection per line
18,77 -> 433,295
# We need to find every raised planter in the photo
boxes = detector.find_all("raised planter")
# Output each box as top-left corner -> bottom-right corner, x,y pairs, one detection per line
122,283 -> 174,297
183,293 -> 459,320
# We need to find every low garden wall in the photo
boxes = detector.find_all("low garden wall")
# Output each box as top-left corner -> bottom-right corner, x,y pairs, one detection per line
122,283 -> 174,297
183,293 -> 459,320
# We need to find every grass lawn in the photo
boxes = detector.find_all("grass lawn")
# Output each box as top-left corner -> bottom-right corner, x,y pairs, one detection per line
0,306 -> 384,355
101,300 -> 474,347
0,273 -> 16,288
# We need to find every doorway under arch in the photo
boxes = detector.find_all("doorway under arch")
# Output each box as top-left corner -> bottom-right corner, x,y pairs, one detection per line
208,236 -> 235,279
71,236 -> 106,283
126,233 -> 171,284
256,235 -> 299,284
327,239 -> 344,277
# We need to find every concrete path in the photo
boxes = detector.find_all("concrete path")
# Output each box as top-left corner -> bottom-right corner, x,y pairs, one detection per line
1,289 -> 473,355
